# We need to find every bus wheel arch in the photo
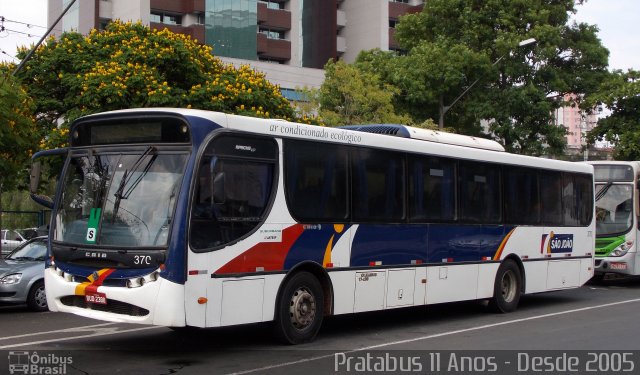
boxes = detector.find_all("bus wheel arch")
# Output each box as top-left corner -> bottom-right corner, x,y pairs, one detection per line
273,263 -> 333,344
489,255 -> 524,313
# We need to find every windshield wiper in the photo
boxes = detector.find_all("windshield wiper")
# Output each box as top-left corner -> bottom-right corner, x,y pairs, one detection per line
595,182 -> 614,202
112,146 -> 157,220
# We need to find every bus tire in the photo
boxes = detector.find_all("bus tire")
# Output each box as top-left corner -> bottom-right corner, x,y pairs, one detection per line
488,259 -> 521,313
27,280 -> 48,312
274,271 -> 324,344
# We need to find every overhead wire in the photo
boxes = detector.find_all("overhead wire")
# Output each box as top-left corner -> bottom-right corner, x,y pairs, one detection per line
2,17 -> 47,30
1,27 -> 43,39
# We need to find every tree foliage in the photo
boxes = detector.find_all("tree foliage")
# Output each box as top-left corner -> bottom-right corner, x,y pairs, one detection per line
586,70 -> 640,160
14,21 -> 298,149
0,75 -> 39,191
318,60 -> 410,126
354,0 -> 610,155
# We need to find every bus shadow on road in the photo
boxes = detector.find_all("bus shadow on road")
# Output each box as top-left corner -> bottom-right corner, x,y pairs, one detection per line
320,290 -> 582,341
66,287 -> 592,354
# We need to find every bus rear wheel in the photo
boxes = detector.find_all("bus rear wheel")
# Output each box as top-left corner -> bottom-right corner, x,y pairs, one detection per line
274,271 -> 324,344
489,259 -> 522,313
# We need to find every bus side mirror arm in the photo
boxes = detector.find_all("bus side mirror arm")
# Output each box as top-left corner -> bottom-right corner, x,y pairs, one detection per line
29,148 -> 68,209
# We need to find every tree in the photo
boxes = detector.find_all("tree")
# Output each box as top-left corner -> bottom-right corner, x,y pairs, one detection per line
14,21 -> 298,149
318,60 -> 411,126
0,75 -> 39,191
368,0 -> 610,155
586,70 -> 640,160
358,44 -> 489,135
0,74 -> 40,248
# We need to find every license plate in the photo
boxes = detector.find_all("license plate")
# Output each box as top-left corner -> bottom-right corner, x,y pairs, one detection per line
610,262 -> 628,270
85,292 -> 107,305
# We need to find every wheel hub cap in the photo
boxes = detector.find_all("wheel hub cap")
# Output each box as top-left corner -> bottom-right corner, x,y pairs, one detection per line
289,287 -> 316,329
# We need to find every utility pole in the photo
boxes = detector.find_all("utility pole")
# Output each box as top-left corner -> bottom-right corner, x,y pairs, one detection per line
11,0 -> 78,77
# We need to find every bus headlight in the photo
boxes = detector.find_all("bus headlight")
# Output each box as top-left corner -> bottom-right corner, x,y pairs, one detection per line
126,271 -> 160,288
127,278 -> 142,288
611,241 -> 634,257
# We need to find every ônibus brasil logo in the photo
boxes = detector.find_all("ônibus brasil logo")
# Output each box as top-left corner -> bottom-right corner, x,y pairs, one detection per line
8,351 -> 72,375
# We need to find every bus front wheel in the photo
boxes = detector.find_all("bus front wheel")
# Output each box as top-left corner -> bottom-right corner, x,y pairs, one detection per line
274,271 -> 324,344
488,259 -> 522,313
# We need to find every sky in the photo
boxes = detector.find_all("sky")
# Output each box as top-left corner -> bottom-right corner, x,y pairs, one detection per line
0,0 -> 639,71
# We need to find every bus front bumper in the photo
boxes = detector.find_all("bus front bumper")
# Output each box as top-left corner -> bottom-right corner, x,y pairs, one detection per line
44,267 -> 185,326
594,252 -> 637,275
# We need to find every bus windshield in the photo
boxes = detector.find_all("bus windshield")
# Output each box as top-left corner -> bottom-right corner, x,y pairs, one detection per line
55,150 -> 188,247
595,183 -> 634,237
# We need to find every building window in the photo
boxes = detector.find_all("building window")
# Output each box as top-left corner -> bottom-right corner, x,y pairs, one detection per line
259,28 -> 285,40
260,1 -> 285,10
150,13 -> 162,23
164,14 -> 182,25
150,11 -> 182,26
98,18 -> 111,31
389,19 -> 398,28
196,13 -> 205,25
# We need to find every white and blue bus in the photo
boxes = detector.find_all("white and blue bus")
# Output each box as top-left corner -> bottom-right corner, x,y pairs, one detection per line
31,108 -> 595,344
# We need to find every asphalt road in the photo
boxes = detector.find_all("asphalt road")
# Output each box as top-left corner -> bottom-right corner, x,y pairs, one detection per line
1,277 -> 640,374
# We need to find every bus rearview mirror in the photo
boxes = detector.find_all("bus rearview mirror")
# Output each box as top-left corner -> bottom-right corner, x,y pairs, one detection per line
29,161 -> 42,194
28,161 -> 54,209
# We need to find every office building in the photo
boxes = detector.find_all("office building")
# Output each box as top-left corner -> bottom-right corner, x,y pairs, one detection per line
554,94 -> 600,150
48,0 -> 425,94
48,0 -> 591,151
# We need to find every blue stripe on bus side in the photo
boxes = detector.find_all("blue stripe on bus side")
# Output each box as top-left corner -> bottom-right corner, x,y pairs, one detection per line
351,224 -> 510,266
282,224 -> 514,268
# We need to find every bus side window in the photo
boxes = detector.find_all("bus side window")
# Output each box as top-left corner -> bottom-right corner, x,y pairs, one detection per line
351,148 -> 404,222
458,161 -> 501,223
190,135 -> 277,251
540,171 -> 563,226
574,173 -> 593,226
562,173 -> 579,226
284,140 -> 349,222
504,167 -> 540,225
408,156 -> 456,222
